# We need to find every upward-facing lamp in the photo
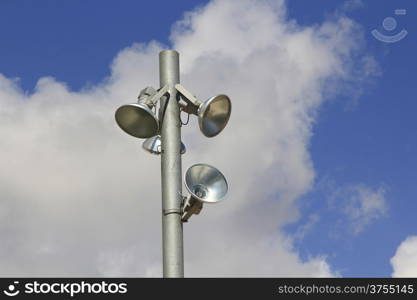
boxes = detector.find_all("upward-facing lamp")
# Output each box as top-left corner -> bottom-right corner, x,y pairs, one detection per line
142,135 -> 186,155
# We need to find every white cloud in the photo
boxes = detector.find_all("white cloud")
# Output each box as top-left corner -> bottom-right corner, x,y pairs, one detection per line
328,184 -> 387,235
293,214 -> 320,241
344,185 -> 387,234
391,236 -> 417,277
0,0 -> 374,276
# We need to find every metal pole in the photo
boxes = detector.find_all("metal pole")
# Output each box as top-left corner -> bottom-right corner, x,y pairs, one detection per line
159,50 -> 184,277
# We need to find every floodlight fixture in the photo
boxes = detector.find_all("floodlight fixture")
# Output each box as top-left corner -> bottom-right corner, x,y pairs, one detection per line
175,84 -> 231,137
115,103 -> 159,138
142,135 -> 186,155
181,163 -> 228,222
198,94 -> 232,137
115,85 -> 169,139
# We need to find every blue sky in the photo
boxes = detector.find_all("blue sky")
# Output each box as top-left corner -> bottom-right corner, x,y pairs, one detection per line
286,0 -> 417,276
0,0 -> 416,277
0,0 -> 197,91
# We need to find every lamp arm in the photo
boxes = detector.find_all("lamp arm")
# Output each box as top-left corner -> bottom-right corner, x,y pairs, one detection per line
181,196 -> 204,222
138,85 -> 170,107
175,84 -> 202,107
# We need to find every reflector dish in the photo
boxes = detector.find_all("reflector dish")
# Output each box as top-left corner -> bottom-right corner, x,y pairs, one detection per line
198,95 -> 231,137
115,103 -> 158,138
142,135 -> 186,155
184,163 -> 228,203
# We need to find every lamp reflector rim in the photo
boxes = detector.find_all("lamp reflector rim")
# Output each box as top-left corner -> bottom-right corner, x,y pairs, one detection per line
142,135 -> 186,155
184,163 -> 228,203
198,94 -> 231,137
115,103 -> 159,138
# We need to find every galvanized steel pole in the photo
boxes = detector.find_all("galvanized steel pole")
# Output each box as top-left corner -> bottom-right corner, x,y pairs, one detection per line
159,50 -> 184,277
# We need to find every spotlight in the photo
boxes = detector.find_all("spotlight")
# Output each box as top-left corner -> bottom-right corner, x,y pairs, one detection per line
175,84 -> 231,137
115,85 -> 169,139
198,94 -> 231,137
142,135 -> 186,155
182,163 -> 228,222
115,103 -> 159,138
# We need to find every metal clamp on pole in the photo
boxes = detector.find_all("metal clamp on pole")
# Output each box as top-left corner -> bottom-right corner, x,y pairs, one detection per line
163,208 -> 182,216
182,198 -> 203,223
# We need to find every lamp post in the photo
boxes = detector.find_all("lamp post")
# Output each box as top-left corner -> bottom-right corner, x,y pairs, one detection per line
159,50 -> 184,277
115,49 -> 231,278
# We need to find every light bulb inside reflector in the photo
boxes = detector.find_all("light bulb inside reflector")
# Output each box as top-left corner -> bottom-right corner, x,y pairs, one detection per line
184,163 -> 228,203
